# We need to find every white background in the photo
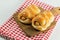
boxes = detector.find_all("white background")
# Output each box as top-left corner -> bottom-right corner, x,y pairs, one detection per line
0,0 -> 60,40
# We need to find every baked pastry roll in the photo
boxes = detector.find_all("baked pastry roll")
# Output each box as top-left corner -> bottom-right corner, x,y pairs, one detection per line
32,10 -> 54,31
43,11 -> 54,23
18,4 -> 41,24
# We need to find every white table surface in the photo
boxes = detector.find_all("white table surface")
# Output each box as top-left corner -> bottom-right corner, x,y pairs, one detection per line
0,0 -> 60,40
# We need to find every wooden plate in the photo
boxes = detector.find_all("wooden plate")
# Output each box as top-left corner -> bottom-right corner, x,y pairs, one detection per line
13,7 -> 60,37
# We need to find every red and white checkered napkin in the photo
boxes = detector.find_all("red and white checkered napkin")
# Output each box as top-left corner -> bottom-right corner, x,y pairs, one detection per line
0,0 -> 60,40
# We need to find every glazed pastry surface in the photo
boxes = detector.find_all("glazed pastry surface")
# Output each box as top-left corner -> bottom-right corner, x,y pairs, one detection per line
32,10 -> 54,31
18,4 -> 41,24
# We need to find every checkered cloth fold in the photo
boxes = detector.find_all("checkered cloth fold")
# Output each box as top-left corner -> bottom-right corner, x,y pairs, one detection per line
0,0 -> 60,40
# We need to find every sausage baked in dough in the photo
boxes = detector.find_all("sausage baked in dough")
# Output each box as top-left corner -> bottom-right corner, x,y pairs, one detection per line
18,4 -> 41,24
32,10 -> 54,31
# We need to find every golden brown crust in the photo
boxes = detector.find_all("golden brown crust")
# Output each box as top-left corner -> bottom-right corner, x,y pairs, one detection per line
18,4 -> 54,31
18,4 -> 41,24
32,10 -> 54,31
32,14 -> 46,31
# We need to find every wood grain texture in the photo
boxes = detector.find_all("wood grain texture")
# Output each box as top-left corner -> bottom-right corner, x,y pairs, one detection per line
51,7 -> 60,16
